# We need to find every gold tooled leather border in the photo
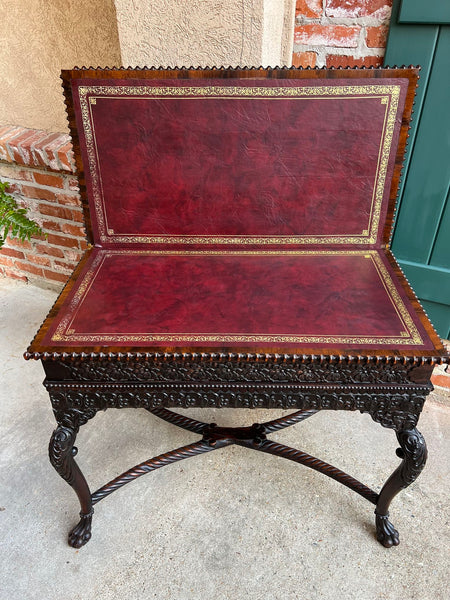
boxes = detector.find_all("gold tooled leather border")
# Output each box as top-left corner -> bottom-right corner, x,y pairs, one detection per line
51,249 -> 423,346
78,84 -> 400,245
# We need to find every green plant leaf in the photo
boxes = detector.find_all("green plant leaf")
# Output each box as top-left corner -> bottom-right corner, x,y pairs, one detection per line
0,179 -> 45,247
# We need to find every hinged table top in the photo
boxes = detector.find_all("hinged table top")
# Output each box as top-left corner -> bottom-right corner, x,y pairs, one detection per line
26,68 -> 447,361
68,70 -> 408,248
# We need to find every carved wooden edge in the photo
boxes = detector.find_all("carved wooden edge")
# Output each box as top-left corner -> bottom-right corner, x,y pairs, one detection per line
25,348 -> 448,364
59,66 -> 420,249
60,72 -> 93,244
40,353 -> 433,386
383,249 -> 446,356
25,348 -> 448,367
67,65 -> 420,72
382,69 -> 418,247
45,381 -> 432,391
24,247 -> 93,357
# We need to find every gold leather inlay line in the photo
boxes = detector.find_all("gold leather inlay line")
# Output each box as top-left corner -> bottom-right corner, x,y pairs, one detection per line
77,84 -> 400,246
51,249 -> 423,346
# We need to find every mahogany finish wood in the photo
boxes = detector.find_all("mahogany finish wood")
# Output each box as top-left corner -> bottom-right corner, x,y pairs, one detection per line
26,67 -> 448,549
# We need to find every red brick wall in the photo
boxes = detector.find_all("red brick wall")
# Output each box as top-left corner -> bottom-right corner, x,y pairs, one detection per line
293,0 -> 392,68
0,126 -> 86,288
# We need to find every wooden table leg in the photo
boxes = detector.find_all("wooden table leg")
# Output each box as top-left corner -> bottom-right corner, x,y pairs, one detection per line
49,425 -> 94,548
375,428 -> 427,547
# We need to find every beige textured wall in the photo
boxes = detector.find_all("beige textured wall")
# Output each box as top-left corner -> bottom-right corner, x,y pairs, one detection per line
262,0 -> 295,65
115,0 -> 295,67
0,0 -> 121,133
0,0 -> 295,132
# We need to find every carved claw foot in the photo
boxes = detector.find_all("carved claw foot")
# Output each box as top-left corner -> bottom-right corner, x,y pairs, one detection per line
375,513 -> 400,548
68,511 -> 93,548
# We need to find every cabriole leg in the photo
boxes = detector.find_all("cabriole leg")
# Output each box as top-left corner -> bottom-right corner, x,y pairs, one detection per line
375,428 -> 427,547
49,425 -> 93,548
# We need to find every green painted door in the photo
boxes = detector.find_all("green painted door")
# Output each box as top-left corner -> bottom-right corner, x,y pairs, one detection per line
384,0 -> 450,339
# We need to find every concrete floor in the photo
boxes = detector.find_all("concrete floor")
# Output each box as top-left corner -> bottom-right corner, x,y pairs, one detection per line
0,277 -> 449,600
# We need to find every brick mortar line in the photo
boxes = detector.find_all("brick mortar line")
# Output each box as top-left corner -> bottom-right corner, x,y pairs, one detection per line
0,175 -> 79,195
0,255 -> 74,273
1,247 -> 84,262
4,270 -> 72,285
295,17 -> 391,26
20,182 -> 80,196
3,141 -> 65,173
0,182 -> 84,241
293,44 -> 385,55
1,252 -> 76,268
4,190 -> 82,211
293,31 -> 387,48
34,198 -> 83,213
38,211 -> 85,226
0,265 -> 66,278
1,253 -> 79,272
41,230 -> 86,243
1,250 -> 82,266
42,235 -> 86,246
0,244 -> 80,259
0,125 -> 68,141
292,47 -> 385,68
0,159 -> 70,174
40,229 -> 85,239
0,126 -> 69,147
8,198 -> 83,220
2,229 -> 86,248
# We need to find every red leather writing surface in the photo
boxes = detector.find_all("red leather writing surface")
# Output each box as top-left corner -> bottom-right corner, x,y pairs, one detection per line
71,78 -> 407,247
43,249 -> 433,350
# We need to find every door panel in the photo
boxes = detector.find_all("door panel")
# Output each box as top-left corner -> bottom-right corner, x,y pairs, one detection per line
430,188 -> 450,269
399,0 -> 450,24
391,27 -> 450,263
421,301 -> 450,341
384,0 -> 450,339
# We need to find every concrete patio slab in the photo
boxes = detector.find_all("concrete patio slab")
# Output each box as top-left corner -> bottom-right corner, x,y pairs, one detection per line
0,277 -> 449,600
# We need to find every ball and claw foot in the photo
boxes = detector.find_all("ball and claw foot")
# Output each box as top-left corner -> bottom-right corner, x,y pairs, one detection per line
375,513 -> 400,548
68,511 -> 93,548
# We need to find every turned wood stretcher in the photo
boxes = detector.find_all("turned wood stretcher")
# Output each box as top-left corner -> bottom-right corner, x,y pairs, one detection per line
25,67 -> 448,548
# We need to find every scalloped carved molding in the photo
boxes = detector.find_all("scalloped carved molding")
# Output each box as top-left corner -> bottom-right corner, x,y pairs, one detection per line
48,384 -> 429,432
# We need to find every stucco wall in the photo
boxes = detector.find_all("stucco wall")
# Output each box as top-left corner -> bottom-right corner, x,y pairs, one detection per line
0,0 -> 295,133
262,0 -> 296,65
115,0 -> 295,67
0,0 -> 121,133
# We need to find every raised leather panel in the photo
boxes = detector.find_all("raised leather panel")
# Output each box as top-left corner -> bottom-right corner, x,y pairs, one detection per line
71,77 -> 407,247
42,248 -> 434,350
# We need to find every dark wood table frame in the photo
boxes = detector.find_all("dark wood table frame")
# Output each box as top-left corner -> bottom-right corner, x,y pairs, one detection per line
25,67 -> 448,549
35,351 -> 433,548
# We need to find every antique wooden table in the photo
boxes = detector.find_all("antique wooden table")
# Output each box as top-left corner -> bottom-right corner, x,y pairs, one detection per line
25,67 -> 448,548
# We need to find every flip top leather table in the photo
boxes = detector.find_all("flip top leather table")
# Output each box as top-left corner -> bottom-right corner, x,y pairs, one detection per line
25,67 -> 448,549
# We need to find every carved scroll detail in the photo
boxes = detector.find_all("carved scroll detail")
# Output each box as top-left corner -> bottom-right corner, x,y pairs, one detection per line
49,426 -> 77,486
57,358 -> 414,385
48,411 -> 96,549
397,428 -> 427,486
47,385 -> 428,432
